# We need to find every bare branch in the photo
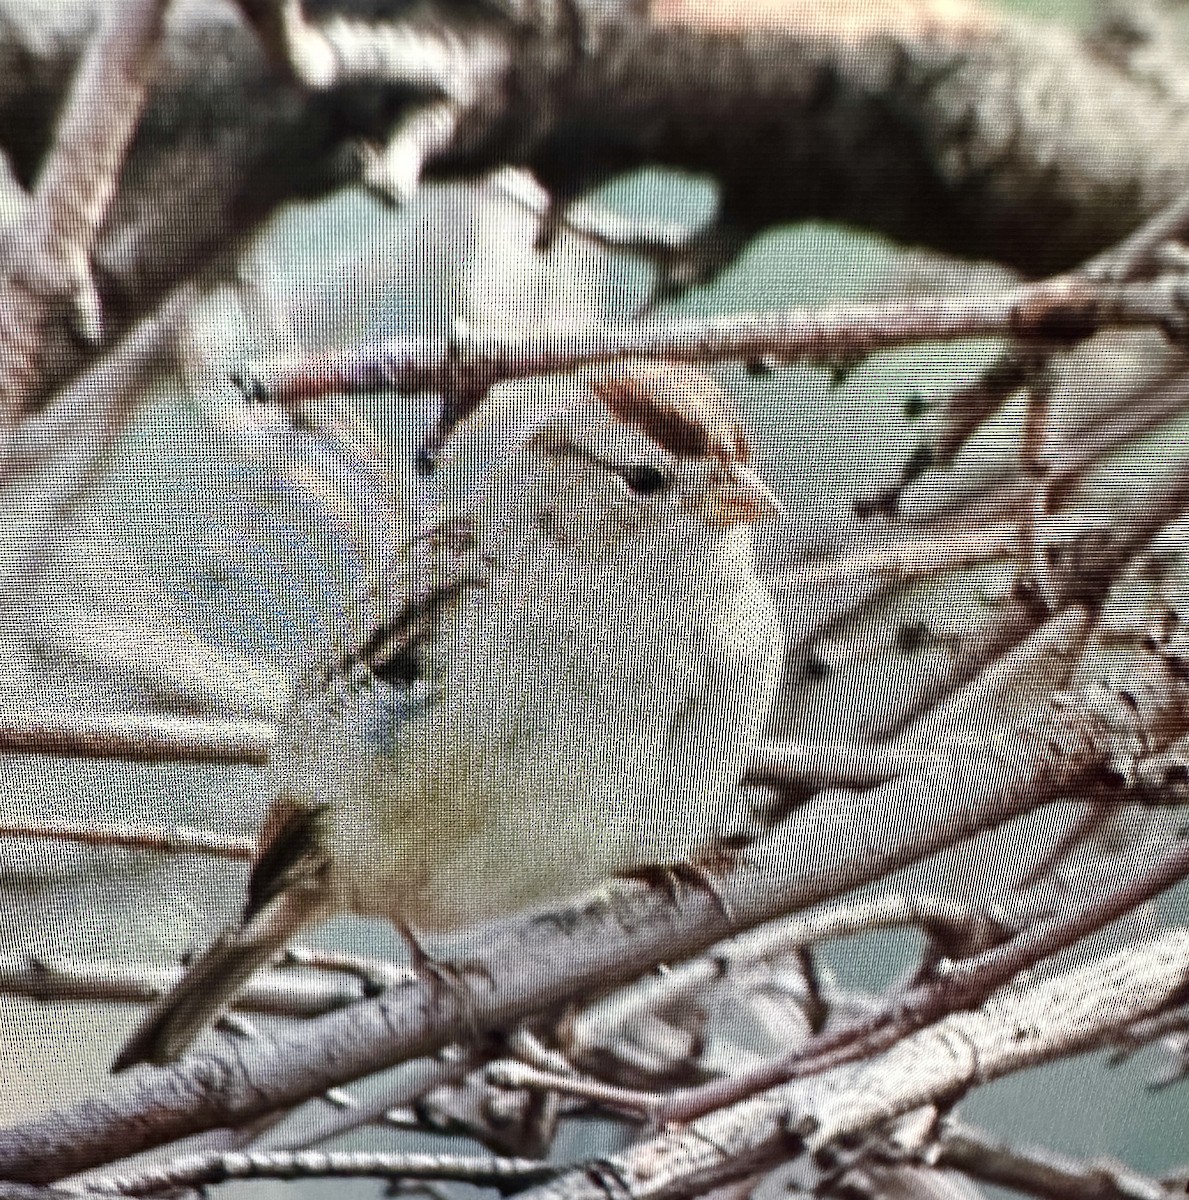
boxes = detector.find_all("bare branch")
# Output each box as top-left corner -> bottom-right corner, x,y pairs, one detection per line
748,740 -> 964,790
0,710 -> 274,764
0,819 -> 253,859
934,1121 -> 1168,1200
891,346 -> 1189,529
74,1148 -> 558,1196
758,603 -> 1094,789
485,1060 -> 660,1120
769,522 -> 1023,593
1107,1004 -> 1189,1066
239,277 -> 1189,423
0,0 -> 167,417
515,928 -> 1189,1200
860,447 -> 1189,742
0,952 -> 364,1019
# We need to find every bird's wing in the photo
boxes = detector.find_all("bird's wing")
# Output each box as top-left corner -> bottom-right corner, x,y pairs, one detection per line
340,513 -> 492,687
243,792 -> 334,922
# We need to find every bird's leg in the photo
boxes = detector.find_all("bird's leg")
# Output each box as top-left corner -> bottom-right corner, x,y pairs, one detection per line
397,920 -> 459,986
618,850 -> 739,927
396,921 -> 493,1039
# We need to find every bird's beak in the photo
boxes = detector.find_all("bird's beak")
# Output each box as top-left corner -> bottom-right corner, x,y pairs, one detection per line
706,464 -> 783,527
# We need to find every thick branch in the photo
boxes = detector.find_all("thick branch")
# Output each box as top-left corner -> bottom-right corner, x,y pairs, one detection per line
516,928 -> 1189,1200
0,0 -> 166,417
0,642 -> 1184,1183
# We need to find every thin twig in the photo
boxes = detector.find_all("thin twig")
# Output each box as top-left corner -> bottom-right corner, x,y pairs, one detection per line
0,821 -> 254,859
0,952 -> 364,1018
0,710 -> 274,764
72,1149 -> 559,1196
1107,1003 -> 1189,1064
486,1061 -> 662,1119
934,1120 -> 1167,1200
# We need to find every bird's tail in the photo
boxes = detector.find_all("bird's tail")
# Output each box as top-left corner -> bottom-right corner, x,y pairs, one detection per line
111,916 -> 295,1072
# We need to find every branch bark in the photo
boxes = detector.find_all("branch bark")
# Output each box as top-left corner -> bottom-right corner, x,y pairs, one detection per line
515,928 -> 1189,1200
0,637 -> 1184,1183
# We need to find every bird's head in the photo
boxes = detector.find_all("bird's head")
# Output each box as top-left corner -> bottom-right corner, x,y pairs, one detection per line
486,361 -> 781,558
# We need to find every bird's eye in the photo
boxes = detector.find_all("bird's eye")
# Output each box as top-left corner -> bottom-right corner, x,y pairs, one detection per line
619,464 -> 672,495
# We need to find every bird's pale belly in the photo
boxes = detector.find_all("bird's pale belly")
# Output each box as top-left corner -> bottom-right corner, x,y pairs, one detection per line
319,567 -> 772,933
327,702 -> 731,933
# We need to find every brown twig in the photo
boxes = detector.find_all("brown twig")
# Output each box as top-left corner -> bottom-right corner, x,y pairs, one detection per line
1107,1003 -> 1189,1065
875,185 -> 1189,515
0,821 -> 254,859
0,711 -> 274,764
890,348 -> 1189,529
869,441 -> 1189,742
239,277 -> 1189,423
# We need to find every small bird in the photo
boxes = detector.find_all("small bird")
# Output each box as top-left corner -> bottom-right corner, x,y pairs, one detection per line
112,360 -> 785,1071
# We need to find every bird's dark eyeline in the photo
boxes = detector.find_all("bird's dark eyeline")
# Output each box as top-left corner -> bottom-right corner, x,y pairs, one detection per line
591,363 -> 752,465
348,576 -> 487,684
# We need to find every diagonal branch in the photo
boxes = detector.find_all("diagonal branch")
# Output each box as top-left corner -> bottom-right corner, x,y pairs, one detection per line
0,711 -> 274,765
515,928 -> 1189,1200
0,640 -> 1185,1184
0,0 -> 168,419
